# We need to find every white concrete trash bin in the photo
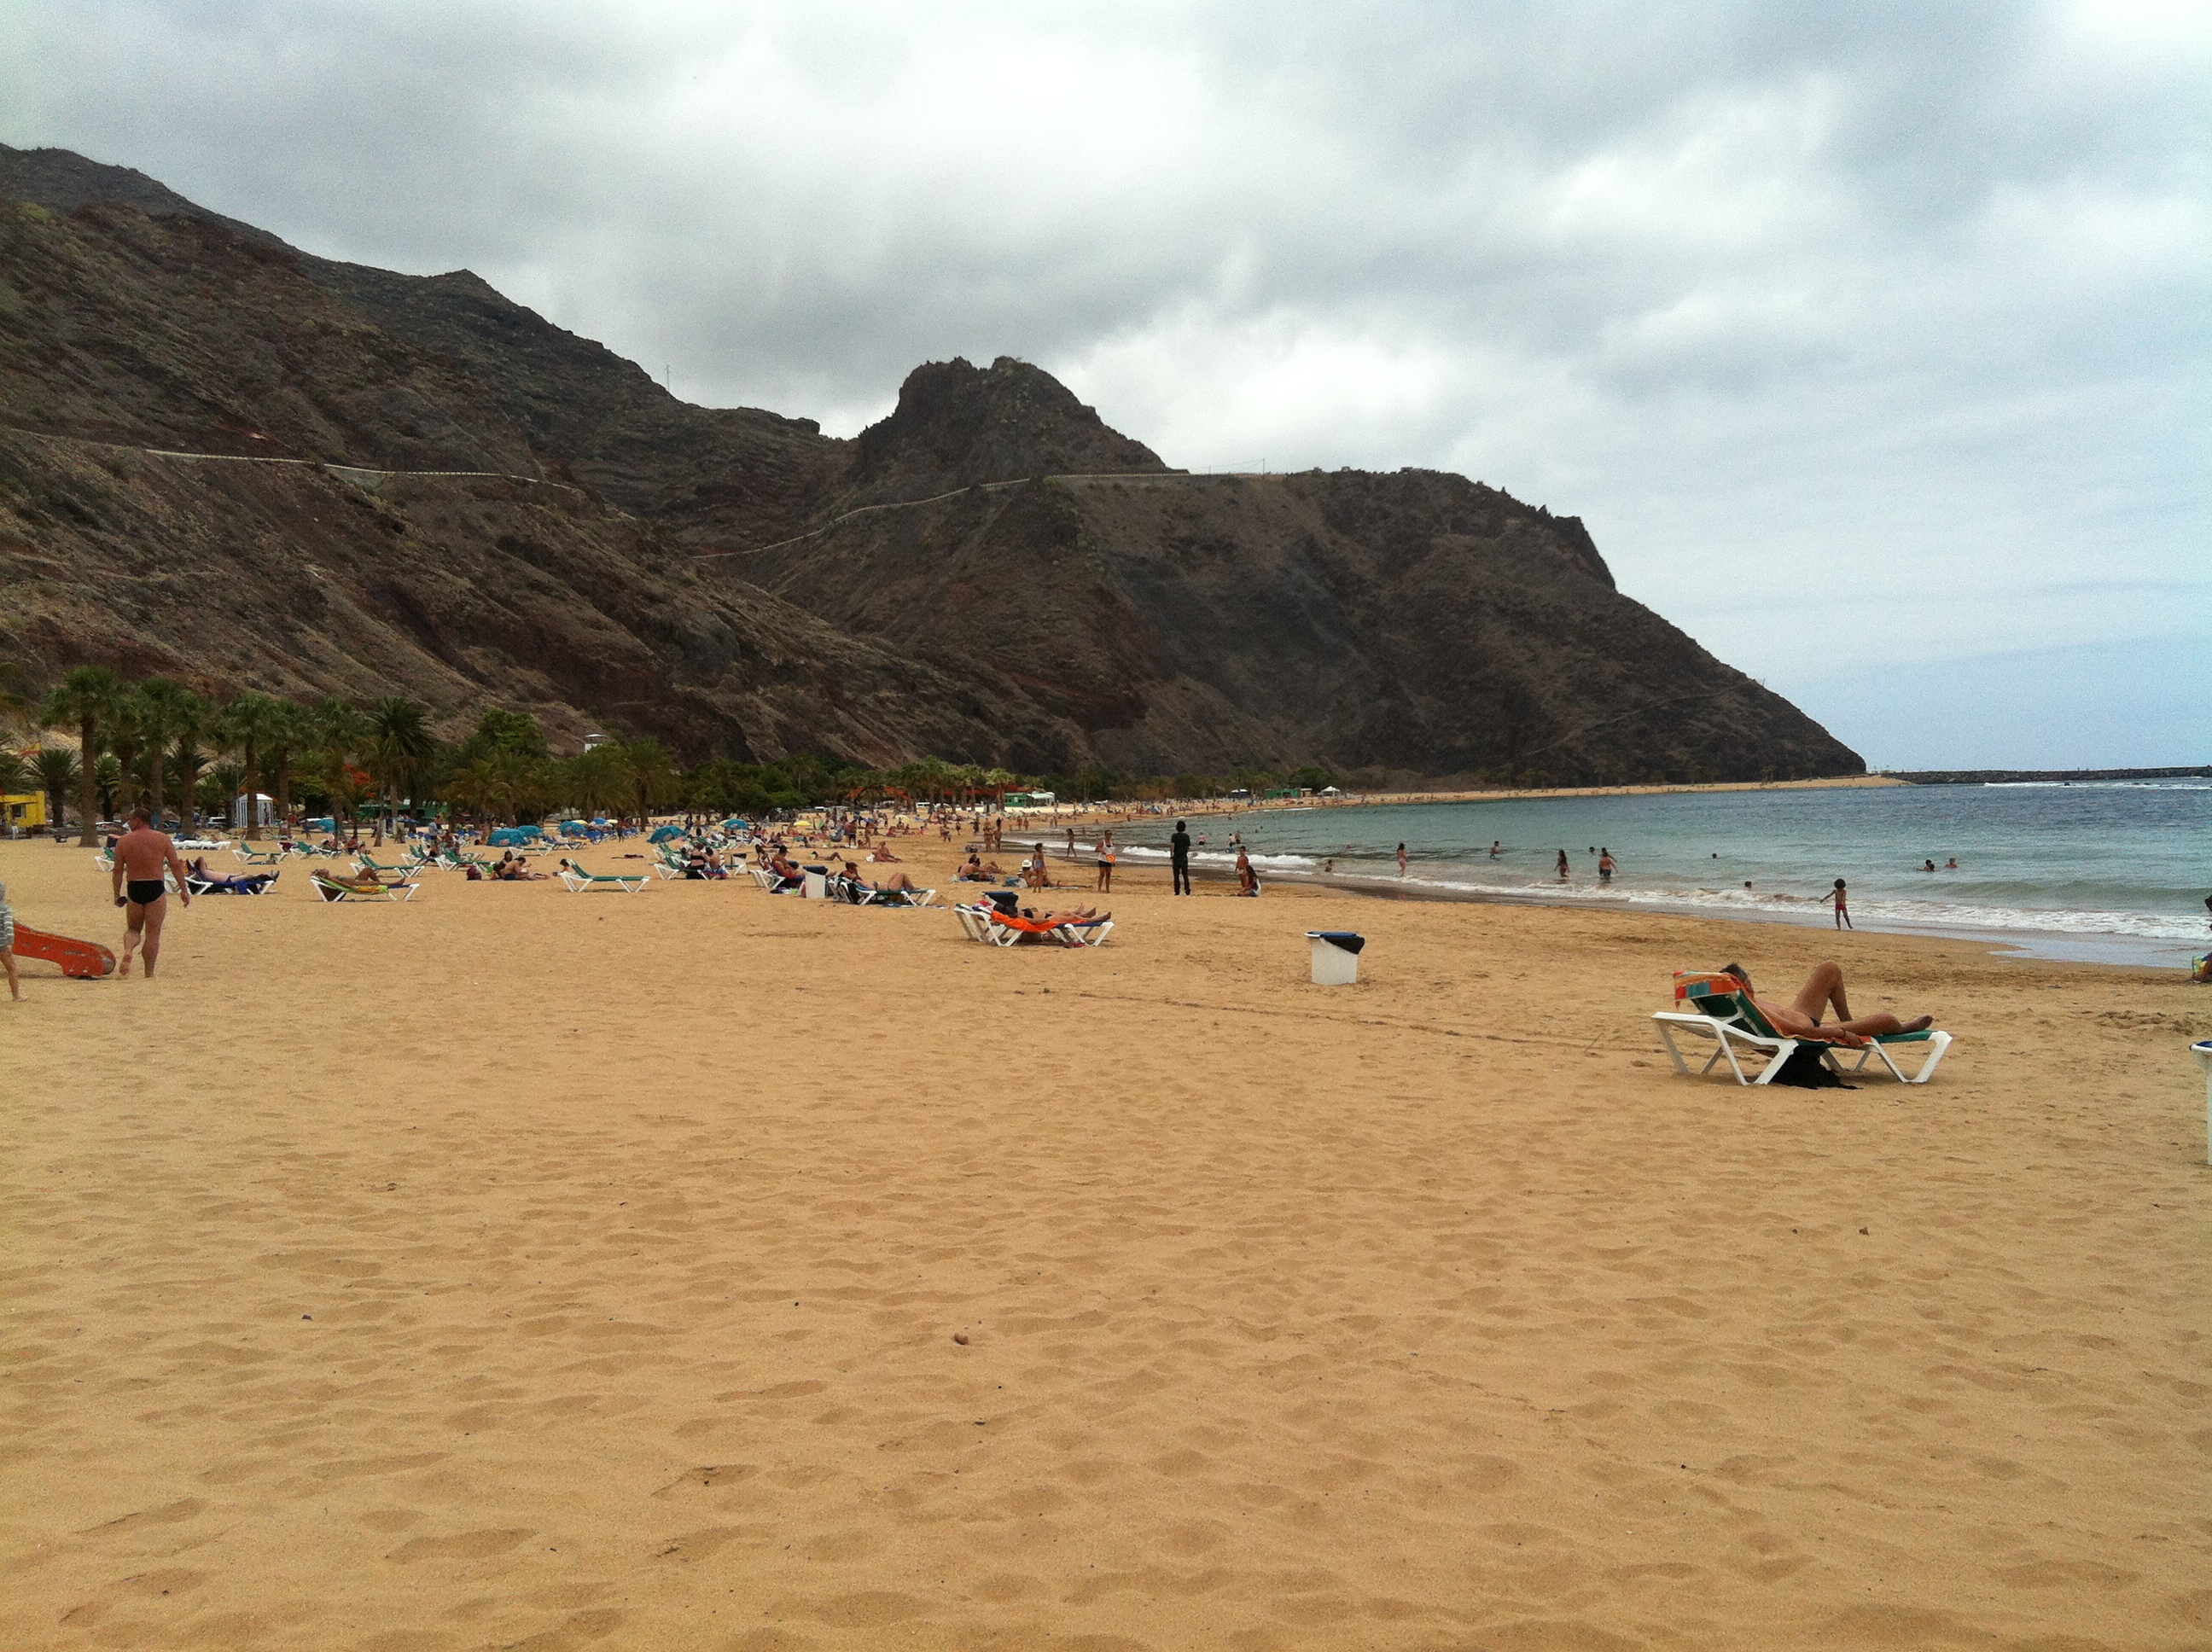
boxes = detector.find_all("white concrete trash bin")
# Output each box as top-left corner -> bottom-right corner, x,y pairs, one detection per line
1308,930 -> 1365,986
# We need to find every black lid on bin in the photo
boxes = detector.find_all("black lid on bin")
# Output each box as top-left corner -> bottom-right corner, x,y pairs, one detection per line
1307,930 -> 1365,954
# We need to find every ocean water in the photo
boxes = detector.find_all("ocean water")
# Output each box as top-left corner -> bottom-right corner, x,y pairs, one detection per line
1113,782 -> 2212,964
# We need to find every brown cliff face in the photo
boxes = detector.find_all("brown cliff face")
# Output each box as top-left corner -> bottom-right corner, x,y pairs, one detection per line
0,144 -> 1864,782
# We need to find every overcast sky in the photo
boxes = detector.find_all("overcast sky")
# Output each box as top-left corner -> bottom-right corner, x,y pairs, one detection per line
6,0 -> 2205,768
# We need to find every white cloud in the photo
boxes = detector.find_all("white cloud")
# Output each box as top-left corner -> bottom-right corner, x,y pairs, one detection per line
5,0 -> 2204,763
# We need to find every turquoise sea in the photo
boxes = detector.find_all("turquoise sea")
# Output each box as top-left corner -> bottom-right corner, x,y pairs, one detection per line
1115,782 -> 2212,965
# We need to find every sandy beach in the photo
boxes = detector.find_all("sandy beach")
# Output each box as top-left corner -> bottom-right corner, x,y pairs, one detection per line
2,830 -> 2205,1651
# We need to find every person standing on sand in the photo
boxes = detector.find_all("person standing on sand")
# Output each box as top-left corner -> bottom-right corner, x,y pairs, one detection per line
111,806 -> 191,978
1832,878 -> 1853,929
1095,831 -> 1116,893
0,877 -> 20,1001
1170,820 -> 1192,896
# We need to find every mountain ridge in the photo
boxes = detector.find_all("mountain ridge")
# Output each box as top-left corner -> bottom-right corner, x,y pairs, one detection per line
0,143 -> 1863,783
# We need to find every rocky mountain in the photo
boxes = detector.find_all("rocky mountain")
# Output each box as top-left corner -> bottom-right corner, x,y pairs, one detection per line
0,143 -> 1863,782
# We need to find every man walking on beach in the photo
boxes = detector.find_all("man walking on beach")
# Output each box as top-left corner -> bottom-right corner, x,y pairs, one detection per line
111,806 -> 190,978
1170,819 -> 1192,895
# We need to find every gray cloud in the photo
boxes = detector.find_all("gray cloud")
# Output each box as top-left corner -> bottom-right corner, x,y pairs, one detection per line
6,0 -> 2204,765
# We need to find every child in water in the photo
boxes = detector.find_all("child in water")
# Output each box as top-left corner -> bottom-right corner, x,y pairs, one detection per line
1832,878 -> 1852,929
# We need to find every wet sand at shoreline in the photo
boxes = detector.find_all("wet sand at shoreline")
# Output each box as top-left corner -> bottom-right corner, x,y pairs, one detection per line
2,832 -> 2205,1650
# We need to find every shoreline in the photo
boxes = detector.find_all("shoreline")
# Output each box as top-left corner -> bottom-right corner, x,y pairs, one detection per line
1015,772 -> 1905,829
1030,845 -> 2197,970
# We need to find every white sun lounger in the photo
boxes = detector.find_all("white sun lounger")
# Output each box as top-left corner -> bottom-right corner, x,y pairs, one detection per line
1653,972 -> 1953,1085
560,867 -> 650,893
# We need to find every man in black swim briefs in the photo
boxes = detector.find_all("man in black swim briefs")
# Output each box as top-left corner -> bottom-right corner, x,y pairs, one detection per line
111,806 -> 191,978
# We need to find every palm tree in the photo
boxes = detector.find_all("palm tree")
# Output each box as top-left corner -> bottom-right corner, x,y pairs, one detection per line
41,666 -> 120,846
218,694 -> 288,841
311,699 -> 370,838
35,747 -> 79,835
174,691 -> 214,832
623,738 -> 682,830
203,760 -> 245,818
131,677 -> 195,828
172,732 -> 212,834
441,758 -> 498,829
265,699 -> 312,832
91,753 -> 122,821
365,697 -> 436,836
104,695 -> 146,821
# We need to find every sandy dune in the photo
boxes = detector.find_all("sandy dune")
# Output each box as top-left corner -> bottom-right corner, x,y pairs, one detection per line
2,834 -> 2205,1650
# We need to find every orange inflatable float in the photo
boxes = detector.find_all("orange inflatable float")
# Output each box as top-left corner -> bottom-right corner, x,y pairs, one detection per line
13,924 -> 118,979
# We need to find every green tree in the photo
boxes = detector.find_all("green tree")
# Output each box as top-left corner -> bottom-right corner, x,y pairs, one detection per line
218,694 -> 288,841
104,695 -> 146,820
623,739 -> 682,828
201,762 -> 244,819
35,747 -> 79,833
441,758 -> 496,828
42,665 -> 121,845
364,697 -> 436,835
312,699 -> 370,838
92,753 -> 122,820
264,699 -> 313,830
168,692 -> 213,832
131,677 -> 195,827
463,707 -> 548,761
559,746 -> 630,821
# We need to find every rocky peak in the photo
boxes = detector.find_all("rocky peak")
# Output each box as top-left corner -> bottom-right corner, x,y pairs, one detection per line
850,355 -> 1168,495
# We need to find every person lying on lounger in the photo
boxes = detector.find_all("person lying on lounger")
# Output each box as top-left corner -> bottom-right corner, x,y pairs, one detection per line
323,868 -> 404,893
1721,961 -> 1935,1044
186,858 -> 275,893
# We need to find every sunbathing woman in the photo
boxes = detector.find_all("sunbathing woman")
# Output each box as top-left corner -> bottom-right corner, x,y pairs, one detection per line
1724,961 -> 1935,1044
186,857 -> 274,893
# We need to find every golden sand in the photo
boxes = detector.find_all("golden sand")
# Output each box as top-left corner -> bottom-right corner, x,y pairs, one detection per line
2,831 -> 2205,1651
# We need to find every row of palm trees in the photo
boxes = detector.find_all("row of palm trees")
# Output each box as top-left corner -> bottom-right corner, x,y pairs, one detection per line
0,667 -> 1346,844
18,667 -> 438,846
